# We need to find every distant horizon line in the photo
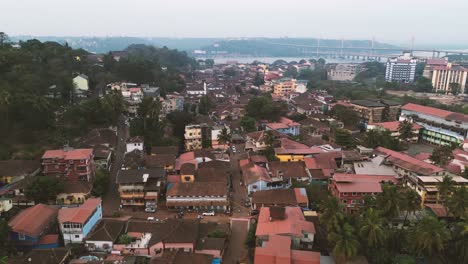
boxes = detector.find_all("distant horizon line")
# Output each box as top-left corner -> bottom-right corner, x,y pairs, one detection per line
8,34 -> 468,49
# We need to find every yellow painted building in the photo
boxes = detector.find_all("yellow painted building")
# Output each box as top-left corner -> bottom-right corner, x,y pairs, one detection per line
273,78 -> 297,97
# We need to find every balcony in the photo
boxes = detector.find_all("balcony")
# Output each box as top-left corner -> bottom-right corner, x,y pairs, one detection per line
120,192 -> 145,198
62,228 -> 83,234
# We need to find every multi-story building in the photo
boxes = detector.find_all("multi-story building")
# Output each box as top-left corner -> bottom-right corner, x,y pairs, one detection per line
423,58 -> 448,79
400,103 -> 468,145
58,198 -> 102,245
430,63 -> 468,94
166,182 -> 229,212
184,124 -> 210,151
329,174 -> 398,213
161,93 -> 184,115
41,147 -> 95,181
273,78 -> 297,97
116,168 -> 165,208
8,204 -> 59,251
405,175 -> 468,205
385,52 -> 417,83
327,63 -> 362,81
265,117 -> 301,136
348,99 -> 401,123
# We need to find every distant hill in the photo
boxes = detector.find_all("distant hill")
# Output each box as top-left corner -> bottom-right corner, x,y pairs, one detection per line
10,36 -> 400,56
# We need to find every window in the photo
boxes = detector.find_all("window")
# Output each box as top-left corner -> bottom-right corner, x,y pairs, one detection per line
18,233 -> 25,240
343,192 -> 348,196
75,235 -> 80,238
352,192 -> 357,196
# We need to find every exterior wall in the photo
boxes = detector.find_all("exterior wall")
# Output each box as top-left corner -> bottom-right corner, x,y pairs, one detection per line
56,192 -> 88,205
400,109 -> 468,146
185,126 -> 203,151
247,180 -> 270,194
266,126 -> 300,136
273,79 -> 297,97
165,242 -> 194,252
276,154 -> 306,162
180,174 -> 195,183
73,76 -> 89,91
432,67 -> 468,94
0,199 -> 13,214
119,184 -> 145,206
149,242 -> 164,257
126,142 -> 144,153
85,240 -> 113,252
42,156 -> 94,181
385,59 -> 417,83
61,204 -> 102,245
195,249 -> 223,259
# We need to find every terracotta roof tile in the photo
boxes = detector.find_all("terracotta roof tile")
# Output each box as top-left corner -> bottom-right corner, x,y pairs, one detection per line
9,204 -> 58,237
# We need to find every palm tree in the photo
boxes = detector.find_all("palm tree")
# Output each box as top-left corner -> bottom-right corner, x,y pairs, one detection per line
376,184 -> 402,221
319,196 -> 345,233
447,220 -> 468,263
409,216 -> 450,259
217,127 -> 231,150
398,120 -> 414,142
446,185 -> 467,219
359,208 -> 386,248
401,188 -> 421,226
329,223 -> 360,263
437,175 -> 454,208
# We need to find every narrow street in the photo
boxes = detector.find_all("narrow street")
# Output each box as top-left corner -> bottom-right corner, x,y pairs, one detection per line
102,116 -> 128,216
223,219 -> 250,264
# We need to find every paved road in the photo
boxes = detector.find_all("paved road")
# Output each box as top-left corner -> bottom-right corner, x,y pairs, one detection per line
102,116 -> 128,216
223,219 -> 250,264
229,147 -> 250,217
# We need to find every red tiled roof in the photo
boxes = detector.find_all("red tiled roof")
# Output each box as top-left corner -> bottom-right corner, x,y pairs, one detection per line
42,148 -> 93,160
291,250 -> 321,264
279,138 -> 310,149
250,155 -> 268,163
241,162 -> 271,185
372,121 -> 422,132
275,148 -> 324,155
58,198 -> 101,224
38,234 -> 59,245
374,147 -> 445,175
255,235 -> 292,264
401,103 -> 468,123
265,117 -> 300,131
426,58 -> 447,66
332,173 -> 398,193
256,207 -> 315,237
294,188 -> 309,205
9,204 -> 58,237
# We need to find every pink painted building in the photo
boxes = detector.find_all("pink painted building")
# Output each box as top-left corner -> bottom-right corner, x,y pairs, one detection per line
42,148 -> 95,181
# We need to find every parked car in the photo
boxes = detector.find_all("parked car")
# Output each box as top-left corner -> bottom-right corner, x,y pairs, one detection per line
145,207 -> 156,213
249,210 -> 259,216
202,211 -> 215,216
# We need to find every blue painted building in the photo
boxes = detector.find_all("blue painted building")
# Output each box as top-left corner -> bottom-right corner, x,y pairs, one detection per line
8,204 -> 59,252
58,198 -> 102,245
265,117 -> 301,136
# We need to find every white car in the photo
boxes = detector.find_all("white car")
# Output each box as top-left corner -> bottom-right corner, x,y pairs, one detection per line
202,211 -> 215,216
145,207 -> 156,213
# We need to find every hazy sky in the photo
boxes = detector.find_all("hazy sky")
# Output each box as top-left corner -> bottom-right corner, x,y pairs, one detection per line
3,0 -> 468,46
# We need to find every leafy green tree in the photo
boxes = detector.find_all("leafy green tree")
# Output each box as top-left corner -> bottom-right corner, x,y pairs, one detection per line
0,32 -> 10,48
205,59 -> 214,68
240,116 -> 256,132
446,221 -> 468,263
414,77 -> 433,93
363,129 -> 401,150
118,234 -> 133,245
264,130 -> 276,147
400,188 -> 421,226
409,216 -> 450,259
91,169 -> 110,196
217,127 -> 231,150
329,223 -> 360,262
253,72 -> 265,86
137,97 -> 161,131
260,146 -> 279,162
198,96 -> 215,115
245,223 -> 257,248
25,176 -> 64,203
430,145 -> 454,167
0,219 -> 14,258
246,95 -> 285,121
398,120 -> 415,141
449,82 -> 460,95
334,129 -> 355,149
166,110 -> 194,144
330,105 -> 360,128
